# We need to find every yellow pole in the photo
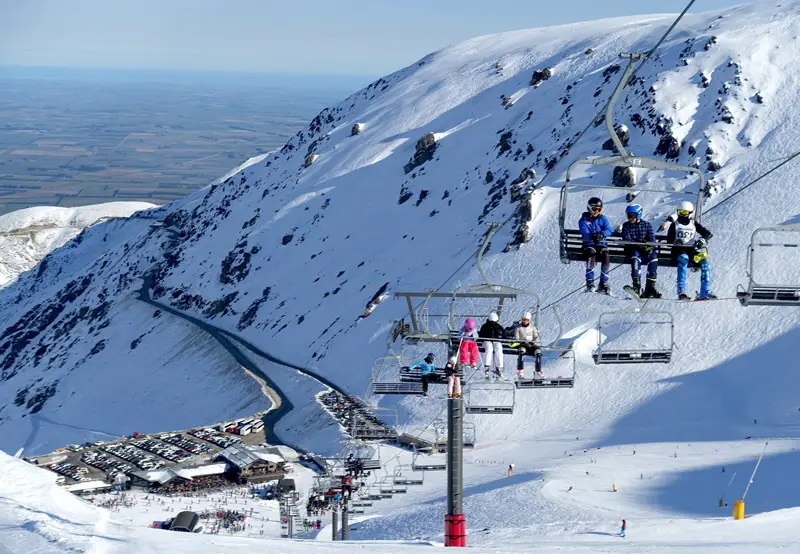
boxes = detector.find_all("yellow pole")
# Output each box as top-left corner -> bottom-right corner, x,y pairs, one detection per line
732,499 -> 745,520
612,483 -> 617,492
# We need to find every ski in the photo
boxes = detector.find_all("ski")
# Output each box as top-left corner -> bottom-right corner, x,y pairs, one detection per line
622,285 -> 641,300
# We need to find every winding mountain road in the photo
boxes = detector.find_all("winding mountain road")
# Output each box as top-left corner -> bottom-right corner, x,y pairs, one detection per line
135,232 -> 353,456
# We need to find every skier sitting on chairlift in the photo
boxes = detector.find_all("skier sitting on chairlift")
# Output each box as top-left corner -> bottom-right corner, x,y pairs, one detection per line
458,318 -> 480,368
409,353 -> 437,396
621,204 -> 661,298
663,201 -> 716,300
579,197 -> 613,294
445,356 -> 462,399
478,312 -> 505,379
513,312 -> 542,378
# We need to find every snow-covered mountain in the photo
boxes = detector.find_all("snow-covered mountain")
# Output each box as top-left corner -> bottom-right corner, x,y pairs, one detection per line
0,202 -> 155,288
2,0 -> 800,549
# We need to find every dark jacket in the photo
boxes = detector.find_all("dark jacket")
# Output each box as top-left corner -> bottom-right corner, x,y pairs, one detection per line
444,362 -> 460,377
478,320 -> 505,340
621,219 -> 655,244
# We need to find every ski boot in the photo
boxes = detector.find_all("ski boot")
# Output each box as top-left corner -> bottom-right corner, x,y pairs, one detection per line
640,281 -> 662,299
696,293 -> 718,301
678,293 -> 691,301
493,368 -> 502,380
629,279 -> 641,297
585,280 -> 595,293
597,281 -> 611,295
484,366 -> 491,380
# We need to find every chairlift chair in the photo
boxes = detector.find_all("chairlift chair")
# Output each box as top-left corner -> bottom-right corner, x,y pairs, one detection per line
392,464 -> 424,485
559,179 -> 704,267
516,345 -> 577,388
432,418 -> 476,448
349,406 -> 398,441
370,355 -> 425,396
559,51 -> 707,268
411,445 -> 447,472
463,422 -> 476,448
592,309 -> 674,364
464,381 -> 515,414
737,226 -> 800,306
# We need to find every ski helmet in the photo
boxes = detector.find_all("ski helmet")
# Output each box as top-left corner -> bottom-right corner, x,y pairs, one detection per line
426,352 -> 435,360
488,312 -> 499,322
464,318 -> 476,330
677,200 -> 694,218
625,204 -> 643,220
587,197 -> 603,213
521,311 -> 532,322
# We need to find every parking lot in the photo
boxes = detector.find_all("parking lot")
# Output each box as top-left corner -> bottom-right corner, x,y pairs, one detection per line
30,413 -> 270,486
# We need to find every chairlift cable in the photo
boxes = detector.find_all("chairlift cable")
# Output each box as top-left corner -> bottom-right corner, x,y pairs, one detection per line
371,2 -> 698,467
702,148 -> 800,216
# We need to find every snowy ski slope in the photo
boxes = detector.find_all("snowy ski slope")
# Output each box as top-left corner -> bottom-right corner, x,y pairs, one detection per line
0,202 -> 154,288
1,0 -> 800,550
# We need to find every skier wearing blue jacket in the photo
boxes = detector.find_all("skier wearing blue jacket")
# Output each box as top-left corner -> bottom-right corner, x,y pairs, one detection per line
409,353 -> 437,396
579,197 -> 613,294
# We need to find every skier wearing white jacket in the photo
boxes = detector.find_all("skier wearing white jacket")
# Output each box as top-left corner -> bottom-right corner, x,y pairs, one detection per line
513,311 -> 542,377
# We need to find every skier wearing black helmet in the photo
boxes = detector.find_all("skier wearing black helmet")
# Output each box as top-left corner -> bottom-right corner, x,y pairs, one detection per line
579,197 -> 613,293
621,204 -> 661,298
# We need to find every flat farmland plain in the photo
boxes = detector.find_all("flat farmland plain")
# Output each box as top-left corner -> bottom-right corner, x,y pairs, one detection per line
0,69 -> 364,215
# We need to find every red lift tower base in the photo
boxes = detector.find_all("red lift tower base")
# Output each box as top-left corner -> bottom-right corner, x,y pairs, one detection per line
445,514 -> 466,547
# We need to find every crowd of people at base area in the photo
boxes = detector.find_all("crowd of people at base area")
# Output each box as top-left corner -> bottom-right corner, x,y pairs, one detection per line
579,197 -> 716,301
87,492 -> 137,511
213,509 -> 248,530
158,474 -> 233,496
318,390 -> 393,438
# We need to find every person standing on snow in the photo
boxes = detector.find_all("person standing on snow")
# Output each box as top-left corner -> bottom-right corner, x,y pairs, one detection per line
458,318 -> 480,367
514,312 -> 542,378
478,312 -> 505,379
619,519 -> 627,538
663,201 -> 716,300
579,197 -> 613,294
621,204 -> 661,298
409,353 -> 437,396
444,356 -> 462,399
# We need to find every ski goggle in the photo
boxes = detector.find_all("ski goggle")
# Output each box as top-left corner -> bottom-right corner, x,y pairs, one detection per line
677,209 -> 693,217
626,212 -> 639,219
520,318 -> 530,323
590,205 -> 603,213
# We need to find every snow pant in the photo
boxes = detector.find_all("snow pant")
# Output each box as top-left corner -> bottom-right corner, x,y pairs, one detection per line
421,373 -> 434,394
482,340 -> 504,371
448,375 -> 461,396
677,253 -> 710,297
459,339 -> 479,366
584,245 -> 610,284
629,247 -> 657,287
517,344 -> 542,371
620,530 -> 626,538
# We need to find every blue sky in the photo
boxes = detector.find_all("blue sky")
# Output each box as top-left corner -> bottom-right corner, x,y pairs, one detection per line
0,0 -> 745,77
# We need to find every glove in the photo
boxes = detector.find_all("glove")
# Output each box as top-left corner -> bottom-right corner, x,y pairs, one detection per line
694,238 -> 707,251
693,249 -> 708,264
591,232 -> 605,243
